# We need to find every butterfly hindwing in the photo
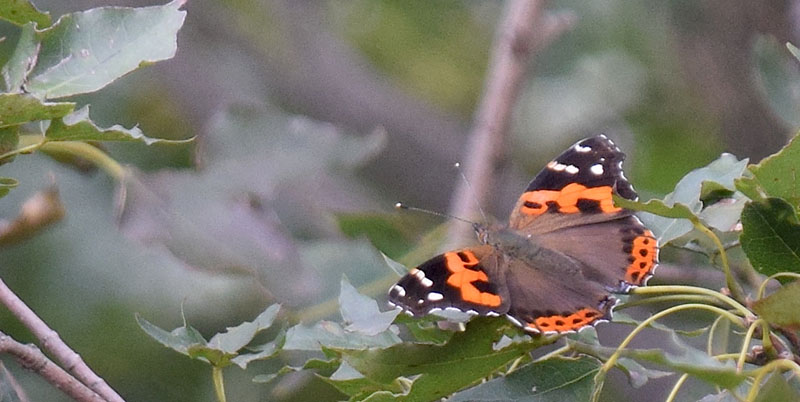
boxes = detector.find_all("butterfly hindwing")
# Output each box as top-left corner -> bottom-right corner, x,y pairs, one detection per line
503,259 -> 615,334
388,245 -> 511,316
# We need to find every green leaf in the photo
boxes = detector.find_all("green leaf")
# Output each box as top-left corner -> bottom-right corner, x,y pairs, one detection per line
0,94 -> 74,128
45,106 -> 191,144
0,0 -> 50,28
615,358 -> 672,389
339,277 -> 400,336
0,127 -> 19,164
740,198 -> 800,276
448,356 -> 600,401
745,133 -> 800,207
207,304 -> 281,354
230,339 -> 281,369
0,177 -> 18,199
624,153 -> 748,244
321,361 -> 404,399
754,371 -> 800,402
570,332 -> 746,388
382,252 -> 409,277
26,0 -> 186,99
393,314 -> 454,344
135,313 -> 207,356
753,281 -> 800,328
283,320 -> 401,351
3,23 -> 39,92
338,318 -> 554,401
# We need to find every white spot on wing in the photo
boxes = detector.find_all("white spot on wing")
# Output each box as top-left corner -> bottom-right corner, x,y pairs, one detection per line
420,277 -> 433,288
391,285 -> 406,297
574,143 -> 592,153
590,164 -> 604,175
427,292 -> 444,301
486,311 -> 500,317
565,165 -> 579,174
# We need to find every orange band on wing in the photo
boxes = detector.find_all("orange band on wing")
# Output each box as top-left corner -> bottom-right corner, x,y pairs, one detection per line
527,308 -> 603,333
518,183 -> 621,216
444,251 -> 502,307
625,230 -> 657,285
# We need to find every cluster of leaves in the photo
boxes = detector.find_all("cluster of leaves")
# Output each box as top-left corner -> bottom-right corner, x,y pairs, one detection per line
140,128 -> 800,402
0,0 -> 187,201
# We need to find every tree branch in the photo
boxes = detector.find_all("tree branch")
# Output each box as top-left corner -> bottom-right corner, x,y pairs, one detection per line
0,332 -> 102,401
0,278 -> 124,402
446,0 -> 574,245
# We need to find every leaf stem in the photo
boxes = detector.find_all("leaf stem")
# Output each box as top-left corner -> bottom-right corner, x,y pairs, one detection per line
664,373 -> 689,402
212,366 -> 226,402
601,303 -> 744,373
756,272 -> 800,299
616,294 -> 721,310
745,359 -> 800,402
689,219 -> 745,302
40,141 -> 127,181
630,285 -> 752,318
737,319 -> 763,372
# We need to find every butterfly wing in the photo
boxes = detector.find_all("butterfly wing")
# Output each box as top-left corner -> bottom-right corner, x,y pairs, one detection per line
534,216 -> 658,291
509,135 -> 637,233
388,245 -> 511,316
503,258 -> 615,334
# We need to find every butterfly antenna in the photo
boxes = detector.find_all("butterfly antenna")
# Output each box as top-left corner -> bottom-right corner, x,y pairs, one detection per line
454,162 -> 488,223
395,202 -> 478,227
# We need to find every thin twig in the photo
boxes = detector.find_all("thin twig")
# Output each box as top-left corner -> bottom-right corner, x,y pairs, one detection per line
0,278 -> 125,402
446,0 -> 574,245
0,332 -> 102,401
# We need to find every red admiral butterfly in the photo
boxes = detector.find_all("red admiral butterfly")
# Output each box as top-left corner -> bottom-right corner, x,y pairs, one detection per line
388,135 -> 658,334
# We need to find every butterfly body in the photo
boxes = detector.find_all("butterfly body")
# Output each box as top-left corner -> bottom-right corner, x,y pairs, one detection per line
388,135 -> 658,334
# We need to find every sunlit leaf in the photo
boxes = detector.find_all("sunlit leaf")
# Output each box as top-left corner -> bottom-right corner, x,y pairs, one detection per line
740,198 -> 800,276
26,0 -> 186,99
2,23 -> 39,92
283,320 -> 401,351
339,277 -> 399,336
321,361 -> 404,399
753,281 -> 800,328
45,106 -> 190,144
231,339 -> 281,369
621,153 -> 748,244
135,314 -> 207,356
0,94 -> 74,128
207,304 -> 280,354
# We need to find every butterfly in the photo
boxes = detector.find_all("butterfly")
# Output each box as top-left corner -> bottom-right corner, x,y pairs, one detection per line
387,135 -> 658,334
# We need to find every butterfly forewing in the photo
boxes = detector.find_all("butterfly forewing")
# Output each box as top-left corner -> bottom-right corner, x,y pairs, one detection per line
388,245 -> 511,316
